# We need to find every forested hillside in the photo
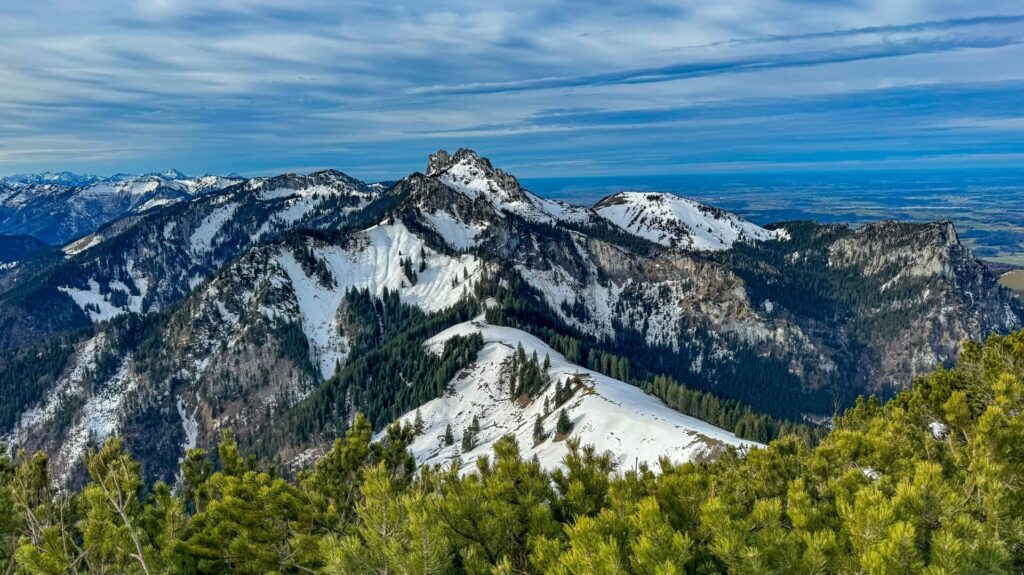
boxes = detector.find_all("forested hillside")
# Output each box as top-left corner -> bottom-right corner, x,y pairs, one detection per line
2,328 -> 1022,574
1,150 -> 1020,487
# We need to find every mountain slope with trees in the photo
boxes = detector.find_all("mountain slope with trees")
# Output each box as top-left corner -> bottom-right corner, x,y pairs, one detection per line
2,327 -> 1022,574
0,149 -> 1020,486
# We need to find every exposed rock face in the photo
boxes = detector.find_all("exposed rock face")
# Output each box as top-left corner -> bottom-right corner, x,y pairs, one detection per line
826,220 -> 1020,388
1,150 -> 1020,484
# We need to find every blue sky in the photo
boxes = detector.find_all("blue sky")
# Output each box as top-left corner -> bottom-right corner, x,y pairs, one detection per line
1,0 -> 1023,180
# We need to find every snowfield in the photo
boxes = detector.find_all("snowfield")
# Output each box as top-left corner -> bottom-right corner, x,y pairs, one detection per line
395,316 -> 758,472
272,220 -> 484,378
595,192 -> 787,251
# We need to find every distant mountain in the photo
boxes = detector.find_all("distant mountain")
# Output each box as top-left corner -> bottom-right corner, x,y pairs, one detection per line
594,191 -> 787,251
2,171 -> 103,188
0,149 -> 1020,484
0,171 -> 243,244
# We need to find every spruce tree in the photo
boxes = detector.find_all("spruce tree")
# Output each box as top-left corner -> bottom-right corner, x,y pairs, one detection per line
533,415 -> 546,443
556,409 -> 573,436
413,409 -> 424,435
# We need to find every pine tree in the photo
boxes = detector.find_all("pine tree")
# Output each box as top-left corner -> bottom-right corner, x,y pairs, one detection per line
0,448 -> 14,574
413,409 -> 424,435
320,463 -> 452,575
461,416 -> 482,451
443,424 -> 454,446
461,428 -> 475,451
533,415 -> 546,443
556,409 -> 573,437
79,438 -> 159,575
303,413 -> 372,532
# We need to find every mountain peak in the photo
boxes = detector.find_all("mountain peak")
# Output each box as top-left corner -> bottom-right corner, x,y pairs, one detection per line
157,169 -> 188,180
424,148 -> 529,206
595,191 -> 786,251
426,148 -> 491,177
2,171 -> 102,187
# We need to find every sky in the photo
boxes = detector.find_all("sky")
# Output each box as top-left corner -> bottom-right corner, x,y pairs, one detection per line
1,0 -> 1023,180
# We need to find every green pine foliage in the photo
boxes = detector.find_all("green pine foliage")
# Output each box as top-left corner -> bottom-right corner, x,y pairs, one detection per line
461,415 -> 481,451
478,267 -> 820,441
2,330 -> 1024,573
509,344 -> 549,400
556,409 -> 573,437
257,287 -> 483,457
0,335 -> 76,431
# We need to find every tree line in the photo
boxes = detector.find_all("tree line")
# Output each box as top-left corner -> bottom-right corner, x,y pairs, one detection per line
2,328 -> 1023,574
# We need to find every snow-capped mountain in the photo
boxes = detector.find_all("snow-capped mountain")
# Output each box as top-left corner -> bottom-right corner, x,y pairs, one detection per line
0,170 -> 244,244
0,149 -> 1020,485
1,171 -> 103,188
595,191 -> 788,251
0,169 -> 378,351
398,315 -> 757,471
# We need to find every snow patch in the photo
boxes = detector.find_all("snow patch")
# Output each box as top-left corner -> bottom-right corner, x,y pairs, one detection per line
190,202 -> 238,255
53,357 -> 139,485
62,233 -> 103,257
403,317 -> 757,472
595,192 -> 786,251
273,220 -> 483,379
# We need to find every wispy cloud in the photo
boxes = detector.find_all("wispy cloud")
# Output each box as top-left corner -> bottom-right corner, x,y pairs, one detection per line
408,34 -> 1024,95
0,1 -> 1022,177
664,14 -> 1024,51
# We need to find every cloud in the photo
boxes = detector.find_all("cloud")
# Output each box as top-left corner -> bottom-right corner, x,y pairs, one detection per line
0,1 -> 1022,177
408,34 -> 1024,96
663,14 -> 1024,51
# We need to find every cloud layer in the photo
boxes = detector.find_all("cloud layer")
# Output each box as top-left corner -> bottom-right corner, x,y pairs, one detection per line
1,0 -> 1022,178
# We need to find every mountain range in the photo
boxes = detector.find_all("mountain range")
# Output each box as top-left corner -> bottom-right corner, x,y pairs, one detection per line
0,149 -> 1019,484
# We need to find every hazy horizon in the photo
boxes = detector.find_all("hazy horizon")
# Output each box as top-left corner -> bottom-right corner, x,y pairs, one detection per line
2,2 -> 1023,178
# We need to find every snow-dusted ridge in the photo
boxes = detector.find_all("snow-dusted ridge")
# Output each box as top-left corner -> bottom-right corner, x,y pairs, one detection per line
266,220 -> 485,378
595,191 -> 788,251
426,148 -> 593,228
394,315 -> 758,472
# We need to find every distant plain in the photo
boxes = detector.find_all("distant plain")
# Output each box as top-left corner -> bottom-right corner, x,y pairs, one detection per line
527,169 -> 1024,266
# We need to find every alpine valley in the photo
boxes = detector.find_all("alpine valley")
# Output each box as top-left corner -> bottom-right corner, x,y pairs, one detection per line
0,149 -> 1020,485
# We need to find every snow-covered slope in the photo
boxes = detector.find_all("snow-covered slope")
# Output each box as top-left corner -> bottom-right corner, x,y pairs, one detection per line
0,170 -> 244,244
50,170 -> 379,325
395,315 -> 758,472
268,220 -> 484,378
425,148 -> 592,227
595,192 -> 787,251
2,148 -> 1020,488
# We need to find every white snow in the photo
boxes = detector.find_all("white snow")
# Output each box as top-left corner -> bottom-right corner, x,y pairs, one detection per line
176,395 -> 200,451
433,153 -> 594,226
53,357 -> 139,485
62,233 -> 103,257
396,316 -> 758,472
190,202 -> 238,255
595,192 -> 786,251
273,220 -> 483,378
59,272 -> 147,323
59,280 -> 130,322
136,197 -> 181,212
259,183 -> 341,201
3,334 -> 106,449
421,210 -> 485,250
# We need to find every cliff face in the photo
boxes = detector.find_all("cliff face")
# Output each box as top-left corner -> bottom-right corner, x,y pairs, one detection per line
826,220 -> 1020,388
1,151 -> 1020,484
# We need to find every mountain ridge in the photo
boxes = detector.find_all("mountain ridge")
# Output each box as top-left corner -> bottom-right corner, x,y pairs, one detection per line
0,148 -> 1019,485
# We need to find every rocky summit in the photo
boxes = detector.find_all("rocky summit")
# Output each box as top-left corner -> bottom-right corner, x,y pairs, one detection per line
0,150 -> 1019,484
